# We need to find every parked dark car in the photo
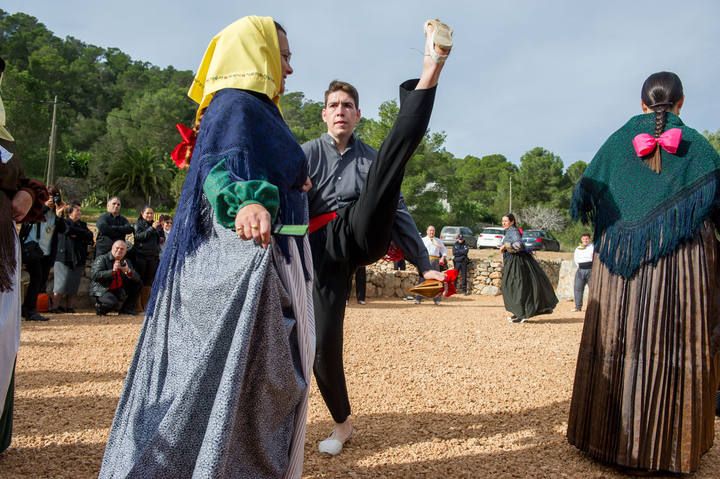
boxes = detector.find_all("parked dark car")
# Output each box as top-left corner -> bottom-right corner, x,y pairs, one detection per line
521,229 -> 560,252
440,226 -> 477,248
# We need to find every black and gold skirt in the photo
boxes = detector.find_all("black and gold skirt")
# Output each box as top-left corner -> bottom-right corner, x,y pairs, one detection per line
568,223 -> 720,473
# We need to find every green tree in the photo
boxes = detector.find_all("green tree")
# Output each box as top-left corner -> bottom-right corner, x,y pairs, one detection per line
515,147 -> 569,211
106,147 -> 173,207
565,160 -> 588,185
704,129 -> 720,153
281,91 -> 325,144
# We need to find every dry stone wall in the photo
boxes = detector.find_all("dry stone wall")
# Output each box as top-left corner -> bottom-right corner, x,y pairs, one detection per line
364,256 -> 565,298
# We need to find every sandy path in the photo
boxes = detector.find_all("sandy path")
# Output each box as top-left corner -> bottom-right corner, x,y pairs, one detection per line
1,296 -> 718,478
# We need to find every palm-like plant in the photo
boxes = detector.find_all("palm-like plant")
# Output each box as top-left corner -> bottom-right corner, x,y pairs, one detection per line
106,147 -> 173,205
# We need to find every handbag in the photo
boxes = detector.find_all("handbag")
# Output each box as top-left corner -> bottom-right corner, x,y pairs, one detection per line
21,224 -> 44,262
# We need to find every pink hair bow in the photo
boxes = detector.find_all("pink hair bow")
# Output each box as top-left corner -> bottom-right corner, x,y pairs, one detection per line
632,128 -> 682,157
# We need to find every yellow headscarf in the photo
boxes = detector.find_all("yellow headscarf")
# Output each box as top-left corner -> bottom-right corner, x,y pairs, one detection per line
188,16 -> 282,123
0,71 -> 14,142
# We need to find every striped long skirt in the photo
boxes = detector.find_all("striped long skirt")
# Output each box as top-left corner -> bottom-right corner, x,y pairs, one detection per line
567,223 -> 720,473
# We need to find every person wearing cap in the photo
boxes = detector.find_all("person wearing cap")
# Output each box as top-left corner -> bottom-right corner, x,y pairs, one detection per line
100,18 -> 313,478
452,233 -> 470,295
0,56 -> 48,454
302,19 -> 452,455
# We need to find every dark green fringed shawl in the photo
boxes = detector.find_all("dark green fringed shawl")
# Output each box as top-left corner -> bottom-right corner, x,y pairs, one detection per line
571,112 -> 720,279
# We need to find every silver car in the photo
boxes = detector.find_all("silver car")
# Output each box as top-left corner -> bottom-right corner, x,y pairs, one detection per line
440,226 -> 477,248
476,227 -> 505,249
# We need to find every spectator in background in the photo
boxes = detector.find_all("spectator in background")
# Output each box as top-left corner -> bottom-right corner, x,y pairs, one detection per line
416,225 -> 447,305
95,197 -> 133,257
572,233 -> 593,312
133,206 -> 162,310
157,214 -> 172,254
49,204 -> 93,314
90,239 -> 141,316
346,266 -> 366,305
20,186 -> 66,321
452,233 -> 470,295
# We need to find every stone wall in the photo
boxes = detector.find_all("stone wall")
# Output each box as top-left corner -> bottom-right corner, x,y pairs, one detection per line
365,255 -> 565,298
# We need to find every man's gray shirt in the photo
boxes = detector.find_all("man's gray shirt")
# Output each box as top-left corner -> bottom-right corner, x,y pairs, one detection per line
302,133 -> 431,273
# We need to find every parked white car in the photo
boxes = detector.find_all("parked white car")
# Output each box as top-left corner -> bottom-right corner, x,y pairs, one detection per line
476,227 -> 505,249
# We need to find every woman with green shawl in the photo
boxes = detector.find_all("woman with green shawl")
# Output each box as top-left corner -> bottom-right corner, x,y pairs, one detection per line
568,71 -> 720,474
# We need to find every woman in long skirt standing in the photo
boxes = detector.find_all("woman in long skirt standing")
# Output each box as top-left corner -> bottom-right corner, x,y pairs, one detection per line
500,213 -> 558,323
567,71 -> 720,474
99,17 -> 314,478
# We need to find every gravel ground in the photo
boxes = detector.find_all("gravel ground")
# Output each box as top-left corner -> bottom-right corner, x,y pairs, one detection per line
1,296 -> 718,478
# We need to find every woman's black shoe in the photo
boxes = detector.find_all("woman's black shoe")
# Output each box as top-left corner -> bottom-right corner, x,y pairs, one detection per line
24,312 -> 49,321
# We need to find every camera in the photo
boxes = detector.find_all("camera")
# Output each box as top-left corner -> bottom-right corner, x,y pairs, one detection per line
52,192 -> 62,204
120,260 -> 127,267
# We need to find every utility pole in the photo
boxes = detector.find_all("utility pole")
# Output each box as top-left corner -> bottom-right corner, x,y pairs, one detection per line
508,175 -> 513,213
46,95 -> 58,186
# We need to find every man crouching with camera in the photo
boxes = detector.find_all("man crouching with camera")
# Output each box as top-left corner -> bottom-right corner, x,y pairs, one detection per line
90,239 -> 141,316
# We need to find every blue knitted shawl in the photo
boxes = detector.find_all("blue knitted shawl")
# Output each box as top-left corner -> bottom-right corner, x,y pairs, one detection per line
571,112 -> 720,278
152,89 -> 309,297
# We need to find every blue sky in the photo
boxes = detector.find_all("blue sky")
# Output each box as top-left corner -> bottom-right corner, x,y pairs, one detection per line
6,0 -> 720,166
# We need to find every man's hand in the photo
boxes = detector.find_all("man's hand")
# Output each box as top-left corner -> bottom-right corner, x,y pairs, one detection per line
113,260 -> 122,272
235,203 -> 272,248
301,176 -> 312,192
120,262 -> 130,274
422,270 -> 445,282
11,190 -> 33,222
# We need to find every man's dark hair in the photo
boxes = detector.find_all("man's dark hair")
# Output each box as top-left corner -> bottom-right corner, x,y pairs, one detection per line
581,233 -> 591,239
324,80 -> 359,108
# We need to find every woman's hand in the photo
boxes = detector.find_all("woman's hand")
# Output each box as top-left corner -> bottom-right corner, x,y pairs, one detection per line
12,190 -> 33,222
235,203 -> 272,248
301,176 -> 312,192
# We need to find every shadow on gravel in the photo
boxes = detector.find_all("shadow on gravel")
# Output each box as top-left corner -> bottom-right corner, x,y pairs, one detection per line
16,370 -> 125,390
303,402 -> 708,478
0,441 -> 105,479
530,317 -> 585,325
21,314 -> 143,327
351,301 -> 506,310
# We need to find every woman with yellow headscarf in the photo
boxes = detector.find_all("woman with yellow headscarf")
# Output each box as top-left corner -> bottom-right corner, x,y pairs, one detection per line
100,17 -> 313,478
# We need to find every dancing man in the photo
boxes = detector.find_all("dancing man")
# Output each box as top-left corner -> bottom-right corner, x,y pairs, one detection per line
303,19 -> 452,455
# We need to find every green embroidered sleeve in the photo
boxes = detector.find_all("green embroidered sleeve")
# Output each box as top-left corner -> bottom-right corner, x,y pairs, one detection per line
202,158 -> 280,229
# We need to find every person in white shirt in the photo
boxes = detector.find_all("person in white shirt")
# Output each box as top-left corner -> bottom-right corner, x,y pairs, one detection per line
572,233 -> 594,312
416,225 -> 447,305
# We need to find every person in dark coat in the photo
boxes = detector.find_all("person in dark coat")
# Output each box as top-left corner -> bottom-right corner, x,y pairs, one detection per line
452,233 -> 470,295
90,240 -> 141,315
50,204 -> 93,313
19,186 -> 66,321
94,197 -> 133,257
133,206 -> 162,310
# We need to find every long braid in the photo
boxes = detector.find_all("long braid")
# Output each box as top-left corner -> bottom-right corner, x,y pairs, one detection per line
648,106 -> 668,173
640,71 -> 684,174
